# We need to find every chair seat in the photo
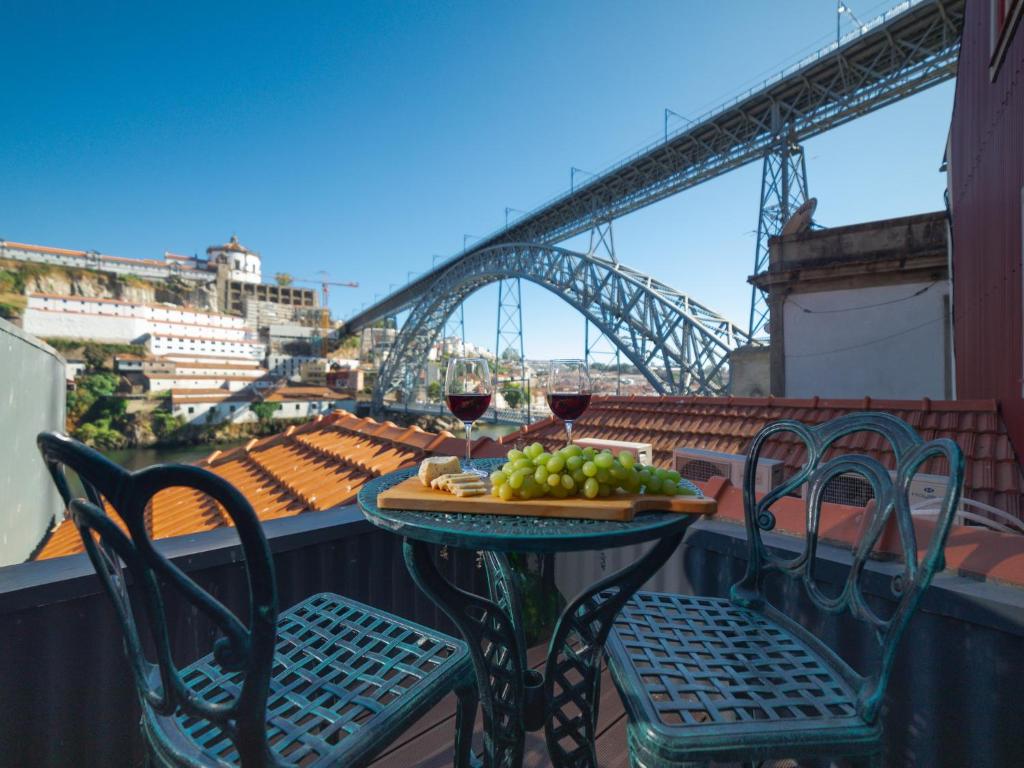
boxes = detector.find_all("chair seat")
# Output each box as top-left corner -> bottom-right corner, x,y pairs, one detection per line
147,592 -> 473,768
606,592 -> 880,765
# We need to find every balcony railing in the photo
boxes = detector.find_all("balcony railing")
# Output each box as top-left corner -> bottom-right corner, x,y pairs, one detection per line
1,507 -> 1022,766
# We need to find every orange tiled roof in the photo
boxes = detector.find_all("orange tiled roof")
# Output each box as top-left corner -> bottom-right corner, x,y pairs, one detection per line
164,353 -> 261,364
2,240 -> 89,257
169,389 -> 255,406
263,386 -> 341,401
33,411 -> 495,561
501,395 -> 1024,520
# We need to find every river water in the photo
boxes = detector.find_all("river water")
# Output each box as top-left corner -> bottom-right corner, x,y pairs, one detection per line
102,442 -> 249,470
102,423 -> 520,470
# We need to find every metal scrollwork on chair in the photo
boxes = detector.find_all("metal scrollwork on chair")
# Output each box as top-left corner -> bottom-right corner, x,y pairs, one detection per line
38,432 -> 279,763
38,432 -> 477,768
605,412 -> 965,768
730,411 -> 965,721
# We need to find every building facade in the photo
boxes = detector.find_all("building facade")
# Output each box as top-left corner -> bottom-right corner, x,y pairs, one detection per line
206,235 -> 261,284
0,320 -> 66,566
23,293 -> 255,343
0,241 -> 215,283
1,237 -> 318,321
752,212 -> 951,399
948,0 -> 1024,455
170,386 -> 351,425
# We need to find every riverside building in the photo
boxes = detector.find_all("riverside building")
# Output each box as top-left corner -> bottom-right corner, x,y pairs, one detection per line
23,293 -> 266,360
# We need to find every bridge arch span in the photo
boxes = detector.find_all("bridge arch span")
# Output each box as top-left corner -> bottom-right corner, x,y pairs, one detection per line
372,243 -> 751,413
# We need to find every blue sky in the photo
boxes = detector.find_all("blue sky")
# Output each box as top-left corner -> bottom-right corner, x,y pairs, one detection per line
1,1 -> 953,359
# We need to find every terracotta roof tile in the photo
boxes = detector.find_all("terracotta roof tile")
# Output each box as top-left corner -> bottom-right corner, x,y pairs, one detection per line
32,410 -> 467,561
501,395 -> 1024,521
35,395 -> 1024,561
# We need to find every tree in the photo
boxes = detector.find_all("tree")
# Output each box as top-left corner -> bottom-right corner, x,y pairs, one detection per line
275,273 -> 294,287
426,381 -> 442,402
67,372 -> 120,421
83,343 -> 111,372
151,411 -> 183,441
252,401 -> 281,423
501,382 -> 526,409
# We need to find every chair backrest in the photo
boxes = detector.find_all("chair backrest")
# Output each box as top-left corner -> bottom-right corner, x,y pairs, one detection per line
37,432 -> 279,766
729,412 -> 964,722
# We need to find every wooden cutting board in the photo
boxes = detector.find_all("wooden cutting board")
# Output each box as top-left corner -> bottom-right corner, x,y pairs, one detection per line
376,475 -> 717,522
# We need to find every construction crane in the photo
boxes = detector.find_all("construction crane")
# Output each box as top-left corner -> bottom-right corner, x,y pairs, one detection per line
294,272 -> 359,356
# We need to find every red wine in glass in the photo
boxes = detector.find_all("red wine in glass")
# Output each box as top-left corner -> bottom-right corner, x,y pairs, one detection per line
546,392 -> 591,421
445,357 -> 493,476
545,359 -> 591,445
446,392 -> 492,422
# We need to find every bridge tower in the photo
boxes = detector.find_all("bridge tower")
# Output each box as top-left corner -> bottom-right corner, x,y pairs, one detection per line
444,303 -> 465,356
749,109 -> 809,340
495,279 -> 527,414
584,220 -> 622,394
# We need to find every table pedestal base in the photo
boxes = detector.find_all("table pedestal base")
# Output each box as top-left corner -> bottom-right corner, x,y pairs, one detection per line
404,531 -> 687,768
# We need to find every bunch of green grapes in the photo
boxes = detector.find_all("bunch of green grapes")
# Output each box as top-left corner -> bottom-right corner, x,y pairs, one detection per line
489,442 -> 695,501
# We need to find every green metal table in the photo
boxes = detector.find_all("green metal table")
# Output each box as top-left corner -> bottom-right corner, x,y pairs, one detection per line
358,460 -> 704,768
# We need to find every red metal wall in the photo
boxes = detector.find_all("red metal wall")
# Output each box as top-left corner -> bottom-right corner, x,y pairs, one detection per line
950,0 -> 1024,457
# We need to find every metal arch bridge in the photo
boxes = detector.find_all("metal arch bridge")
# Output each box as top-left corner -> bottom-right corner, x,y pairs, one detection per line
372,244 -> 748,411
343,0 -> 964,334
344,0 -> 965,410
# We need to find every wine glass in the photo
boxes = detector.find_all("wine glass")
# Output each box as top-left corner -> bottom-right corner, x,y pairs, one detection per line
445,357 -> 493,475
545,359 -> 591,446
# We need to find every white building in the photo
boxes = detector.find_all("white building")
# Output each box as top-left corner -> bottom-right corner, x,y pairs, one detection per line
170,391 -> 257,425
145,333 -> 264,361
267,354 -> 321,379
206,235 -> 261,284
116,352 -> 268,394
170,386 -> 352,425
0,240 -> 215,284
162,352 -> 262,367
145,375 -> 258,393
23,294 -> 264,360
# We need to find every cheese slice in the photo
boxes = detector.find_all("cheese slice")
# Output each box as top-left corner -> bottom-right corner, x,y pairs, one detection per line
431,472 -> 481,491
418,456 -> 462,487
451,484 -> 487,497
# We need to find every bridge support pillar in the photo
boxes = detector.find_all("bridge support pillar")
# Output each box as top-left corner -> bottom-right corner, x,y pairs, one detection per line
584,220 -> 622,394
749,116 -> 809,340
495,278 -> 527,419
444,303 -> 466,356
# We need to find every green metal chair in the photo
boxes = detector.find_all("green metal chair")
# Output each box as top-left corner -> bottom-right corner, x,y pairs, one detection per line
605,412 -> 964,767
38,432 -> 478,768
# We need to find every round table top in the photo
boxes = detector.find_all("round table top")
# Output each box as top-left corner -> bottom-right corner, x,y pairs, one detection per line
357,459 -> 701,553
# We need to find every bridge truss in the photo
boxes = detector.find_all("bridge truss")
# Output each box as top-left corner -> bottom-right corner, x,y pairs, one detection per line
372,244 -> 751,412
349,0 -> 964,413
344,0 -> 964,335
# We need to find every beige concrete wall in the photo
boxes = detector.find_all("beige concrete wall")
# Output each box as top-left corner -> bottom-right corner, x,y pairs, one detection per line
783,281 -> 950,399
0,320 -> 67,565
729,345 -> 771,397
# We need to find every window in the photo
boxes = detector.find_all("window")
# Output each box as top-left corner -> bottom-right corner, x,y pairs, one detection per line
188,407 -> 195,414
991,0 -> 1023,76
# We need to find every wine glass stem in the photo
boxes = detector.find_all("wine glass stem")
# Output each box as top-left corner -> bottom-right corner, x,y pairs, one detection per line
565,419 -> 574,446
464,421 -> 473,467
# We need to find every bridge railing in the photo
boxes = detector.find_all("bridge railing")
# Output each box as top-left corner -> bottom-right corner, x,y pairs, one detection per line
454,0 -> 934,259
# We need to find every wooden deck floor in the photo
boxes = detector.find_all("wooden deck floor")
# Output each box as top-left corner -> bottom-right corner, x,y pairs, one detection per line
370,645 -> 631,768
